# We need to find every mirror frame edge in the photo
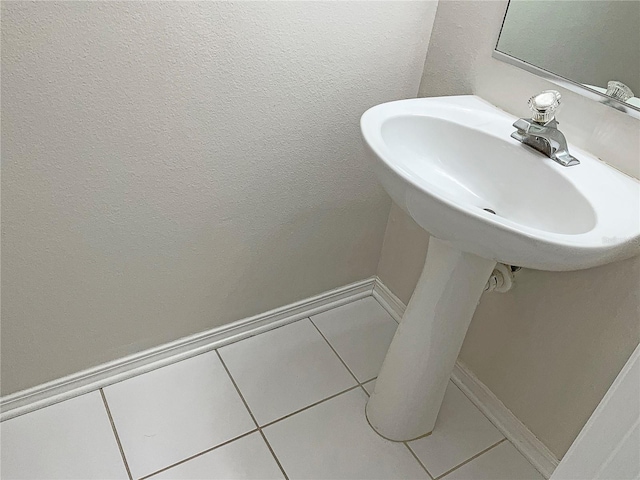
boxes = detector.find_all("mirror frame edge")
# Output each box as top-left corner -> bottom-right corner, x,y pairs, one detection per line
492,0 -> 640,121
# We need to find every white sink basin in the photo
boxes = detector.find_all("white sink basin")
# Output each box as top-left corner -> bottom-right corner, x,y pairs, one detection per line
359,95 -> 640,443
361,95 -> 640,271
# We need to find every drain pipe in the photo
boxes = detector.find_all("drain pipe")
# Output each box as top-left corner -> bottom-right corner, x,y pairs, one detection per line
484,263 -> 520,293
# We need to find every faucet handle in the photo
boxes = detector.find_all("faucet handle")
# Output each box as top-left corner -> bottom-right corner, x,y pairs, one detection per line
606,81 -> 634,102
528,90 -> 561,124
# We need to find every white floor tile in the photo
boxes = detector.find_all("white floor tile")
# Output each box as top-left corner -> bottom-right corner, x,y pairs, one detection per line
443,441 -> 544,480
264,388 -> 428,479
151,432 -> 284,480
218,319 -> 355,425
408,381 -> 504,478
103,351 -> 255,479
0,392 -> 128,480
363,379 -> 376,395
311,298 -> 398,382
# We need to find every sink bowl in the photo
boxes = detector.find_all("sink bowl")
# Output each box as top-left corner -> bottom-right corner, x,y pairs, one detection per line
359,95 -> 640,443
361,95 -> 640,271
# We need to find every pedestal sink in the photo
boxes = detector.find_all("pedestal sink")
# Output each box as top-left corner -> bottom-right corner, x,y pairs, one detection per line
360,95 -> 640,441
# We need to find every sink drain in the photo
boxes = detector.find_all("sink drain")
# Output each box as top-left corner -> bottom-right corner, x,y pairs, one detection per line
483,208 -> 496,215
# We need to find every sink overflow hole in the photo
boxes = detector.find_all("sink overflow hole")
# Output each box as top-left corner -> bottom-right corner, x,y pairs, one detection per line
483,208 -> 497,215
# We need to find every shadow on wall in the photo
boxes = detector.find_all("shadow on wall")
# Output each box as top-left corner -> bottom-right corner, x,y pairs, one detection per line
378,202 -> 640,460
1,0 -> 436,395
376,0 -> 640,459
218,196 -> 391,325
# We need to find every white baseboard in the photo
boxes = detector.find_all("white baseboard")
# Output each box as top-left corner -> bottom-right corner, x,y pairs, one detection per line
371,276 -> 404,323
0,277 -> 375,422
451,362 -> 559,478
1,275 -> 559,479
371,279 -> 559,479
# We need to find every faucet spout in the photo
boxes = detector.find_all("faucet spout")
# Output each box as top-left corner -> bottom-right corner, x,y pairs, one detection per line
511,91 -> 580,167
512,118 -> 580,167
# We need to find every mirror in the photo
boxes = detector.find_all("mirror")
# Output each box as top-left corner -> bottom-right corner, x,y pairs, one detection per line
494,0 -> 640,117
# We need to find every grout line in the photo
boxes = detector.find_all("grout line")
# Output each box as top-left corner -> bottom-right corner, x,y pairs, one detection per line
309,317 -> 369,396
107,299 -> 408,480
2,280 -> 373,423
140,429 -> 258,480
447,379 -> 544,476
216,350 -> 289,480
434,438 -> 507,480
100,389 -> 133,480
2,292 -> 372,424
9,292 -> 451,479
216,350 -> 260,427
258,429 -> 289,480
260,384 -> 363,429
361,381 -> 372,397
404,442 -> 435,479
136,316 -> 373,480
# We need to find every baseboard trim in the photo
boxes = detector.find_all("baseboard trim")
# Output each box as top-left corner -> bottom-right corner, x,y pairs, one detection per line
371,276 -> 405,323
1,275 -> 560,479
0,277 -> 375,422
372,278 -> 559,479
451,362 -> 559,478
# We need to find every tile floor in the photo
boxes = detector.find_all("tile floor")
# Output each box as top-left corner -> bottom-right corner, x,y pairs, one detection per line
1,297 -> 545,480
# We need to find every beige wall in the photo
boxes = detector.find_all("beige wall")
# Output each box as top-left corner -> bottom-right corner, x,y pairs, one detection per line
378,0 -> 640,459
0,1 -> 438,395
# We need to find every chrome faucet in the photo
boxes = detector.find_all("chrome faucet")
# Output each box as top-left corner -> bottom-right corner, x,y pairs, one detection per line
511,90 -> 579,167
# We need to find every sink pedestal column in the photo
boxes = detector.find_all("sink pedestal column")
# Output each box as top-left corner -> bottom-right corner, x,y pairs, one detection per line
366,237 -> 496,441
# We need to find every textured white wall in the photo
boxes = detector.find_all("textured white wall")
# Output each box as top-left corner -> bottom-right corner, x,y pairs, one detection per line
1,1 -> 438,395
377,0 -> 640,459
